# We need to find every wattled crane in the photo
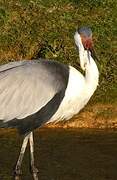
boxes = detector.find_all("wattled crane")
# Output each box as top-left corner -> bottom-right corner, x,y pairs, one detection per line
0,27 -> 99,180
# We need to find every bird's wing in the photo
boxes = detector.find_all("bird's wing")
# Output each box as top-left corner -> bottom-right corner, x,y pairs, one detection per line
0,60 -> 68,122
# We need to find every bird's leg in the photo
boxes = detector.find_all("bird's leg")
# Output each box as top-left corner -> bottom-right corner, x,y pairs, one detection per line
14,133 -> 30,180
29,132 -> 39,180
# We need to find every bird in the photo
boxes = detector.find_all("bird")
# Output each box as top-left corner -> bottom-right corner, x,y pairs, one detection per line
0,26 -> 99,180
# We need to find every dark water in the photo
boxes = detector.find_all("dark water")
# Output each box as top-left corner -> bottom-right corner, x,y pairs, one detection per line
0,128 -> 117,180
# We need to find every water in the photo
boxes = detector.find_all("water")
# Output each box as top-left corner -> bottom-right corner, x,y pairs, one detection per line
0,128 -> 117,180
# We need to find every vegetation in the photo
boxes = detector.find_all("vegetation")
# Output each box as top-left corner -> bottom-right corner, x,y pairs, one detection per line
0,0 -> 116,104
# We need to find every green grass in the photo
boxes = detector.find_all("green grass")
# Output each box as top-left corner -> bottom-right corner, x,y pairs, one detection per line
0,0 -> 116,103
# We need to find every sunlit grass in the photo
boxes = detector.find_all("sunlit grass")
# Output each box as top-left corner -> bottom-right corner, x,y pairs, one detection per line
0,0 -> 116,103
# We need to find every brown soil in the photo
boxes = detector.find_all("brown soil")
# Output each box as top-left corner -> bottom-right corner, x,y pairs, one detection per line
47,103 -> 117,129
0,128 -> 117,180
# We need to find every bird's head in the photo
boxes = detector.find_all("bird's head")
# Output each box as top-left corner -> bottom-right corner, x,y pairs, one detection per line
74,26 -> 98,71
78,26 -> 93,50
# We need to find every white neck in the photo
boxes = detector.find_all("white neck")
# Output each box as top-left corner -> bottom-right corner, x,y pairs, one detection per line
74,32 -> 99,95
85,53 -> 99,94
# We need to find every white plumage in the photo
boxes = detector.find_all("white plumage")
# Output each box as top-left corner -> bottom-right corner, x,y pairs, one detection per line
49,66 -> 85,122
50,50 -> 99,122
50,30 -> 99,123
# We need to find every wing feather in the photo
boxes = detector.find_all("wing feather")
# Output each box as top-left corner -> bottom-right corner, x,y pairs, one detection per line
0,60 -> 64,121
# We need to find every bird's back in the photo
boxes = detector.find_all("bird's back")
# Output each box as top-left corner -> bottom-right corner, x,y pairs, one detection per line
0,59 -> 69,134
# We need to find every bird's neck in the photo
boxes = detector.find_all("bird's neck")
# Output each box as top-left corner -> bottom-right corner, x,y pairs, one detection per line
79,48 -> 99,95
74,31 -> 99,96
85,54 -> 99,94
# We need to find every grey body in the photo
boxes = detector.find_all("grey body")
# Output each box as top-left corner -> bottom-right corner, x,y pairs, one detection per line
0,59 -> 69,134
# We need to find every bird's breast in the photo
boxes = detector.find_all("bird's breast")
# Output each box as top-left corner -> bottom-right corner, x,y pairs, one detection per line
48,66 -> 89,123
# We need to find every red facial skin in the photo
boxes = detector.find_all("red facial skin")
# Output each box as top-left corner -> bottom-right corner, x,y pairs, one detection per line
81,35 -> 93,50
81,34 -> 99,61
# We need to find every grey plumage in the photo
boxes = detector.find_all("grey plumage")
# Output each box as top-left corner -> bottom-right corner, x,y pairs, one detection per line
78,26 -> 92,37
0,59 -> 69,134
